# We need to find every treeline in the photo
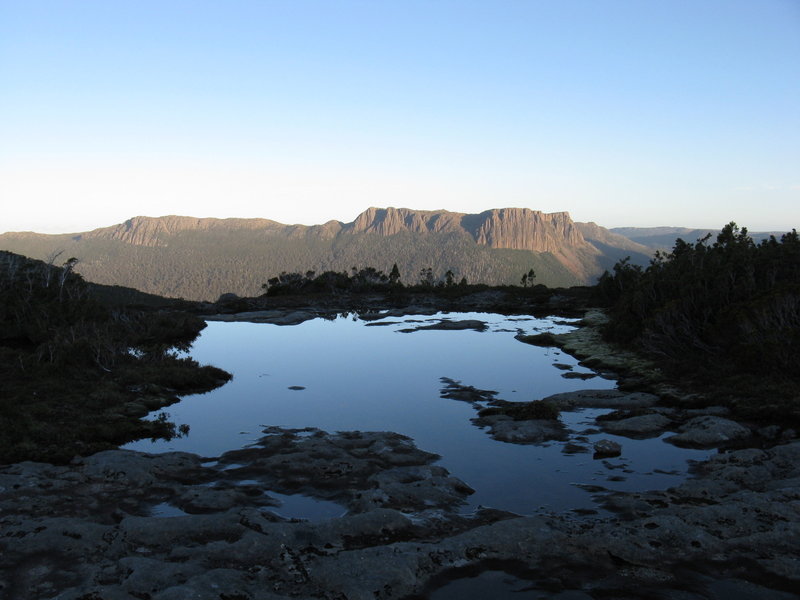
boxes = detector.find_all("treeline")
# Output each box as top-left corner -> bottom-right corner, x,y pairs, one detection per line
0,229 -> 581,301
0,251 -> 230,463
597,223 -> 800,417
263,264 -> 543,296
263,264 -> 474,296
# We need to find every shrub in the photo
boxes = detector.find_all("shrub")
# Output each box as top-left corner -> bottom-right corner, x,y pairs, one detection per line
596,224 -> 800,421
0,251 -> 231,463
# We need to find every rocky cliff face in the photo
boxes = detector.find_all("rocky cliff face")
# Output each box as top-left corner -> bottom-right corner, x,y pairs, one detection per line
348,207 -> 597,254
79,216 -> 285,247
63,207 -> 609,255
343,207 -> 608,281
348,207 -> 464,236
471,208 -> 588,253
79,208 -> 602,257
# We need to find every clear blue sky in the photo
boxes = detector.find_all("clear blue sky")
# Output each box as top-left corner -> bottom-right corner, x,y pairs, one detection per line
1,0 -> 798,233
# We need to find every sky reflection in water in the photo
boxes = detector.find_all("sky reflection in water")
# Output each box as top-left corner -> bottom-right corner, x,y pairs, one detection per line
125,313 -> 711,516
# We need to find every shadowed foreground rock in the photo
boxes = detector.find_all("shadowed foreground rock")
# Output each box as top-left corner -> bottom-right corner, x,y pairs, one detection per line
665,415 -> 752,448
1,422 -> 799,599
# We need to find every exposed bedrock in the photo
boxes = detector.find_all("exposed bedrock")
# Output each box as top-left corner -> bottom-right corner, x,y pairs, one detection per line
1,439 -> 798,599
2,306 -> 799,599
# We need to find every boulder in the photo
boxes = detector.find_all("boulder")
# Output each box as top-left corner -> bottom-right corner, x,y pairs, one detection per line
665,416 -> 751,448
593,440 -> 622,458
475,415 -> 568,444
600,413 -> 672,437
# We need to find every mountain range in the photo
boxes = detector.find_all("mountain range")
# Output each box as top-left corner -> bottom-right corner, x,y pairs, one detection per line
0,207 -> 670,301
609,226 -> 786,252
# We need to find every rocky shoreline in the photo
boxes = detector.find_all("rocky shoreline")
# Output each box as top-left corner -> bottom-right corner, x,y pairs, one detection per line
2,306 -> 798,599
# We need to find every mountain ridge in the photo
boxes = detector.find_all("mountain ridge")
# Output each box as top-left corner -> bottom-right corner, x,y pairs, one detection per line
0,207 -> 654,301
610,226 -> 788,251
70,207 -> 610,253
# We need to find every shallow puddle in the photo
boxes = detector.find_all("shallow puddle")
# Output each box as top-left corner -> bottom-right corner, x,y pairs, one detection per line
266,491 -> 347,522
125,312 -> 711,517
149,502 -> 190,518
426,570 -> 541,599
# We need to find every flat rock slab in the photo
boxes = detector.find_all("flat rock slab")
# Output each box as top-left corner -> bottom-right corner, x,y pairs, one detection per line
398,319 -> 488,333
472,414 -> 569,444
203,310 -> 317,325
600,413 -> 673,438
398,319 -> 487,333
548,309 -> 664,382
665,415 -> 752,448
2,436 -> 799,600
215,427 -> 474,513
542,389 -> 660,410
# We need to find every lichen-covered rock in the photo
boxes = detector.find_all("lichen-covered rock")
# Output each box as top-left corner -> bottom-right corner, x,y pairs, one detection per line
665,416 -> 751,448
2,436 -> 799,599
398,319 -> 487,333
600,413 -> 672,437
542,389 -> 659,410
472,414 -> 569,444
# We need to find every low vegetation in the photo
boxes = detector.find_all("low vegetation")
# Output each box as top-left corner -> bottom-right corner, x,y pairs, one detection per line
596,223 -> 800,421
262,264 -> 548,305
0,251 -> 231,463
262,264 -> 477,296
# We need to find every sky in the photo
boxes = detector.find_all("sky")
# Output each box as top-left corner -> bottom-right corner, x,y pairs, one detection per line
1,0 -> 799,234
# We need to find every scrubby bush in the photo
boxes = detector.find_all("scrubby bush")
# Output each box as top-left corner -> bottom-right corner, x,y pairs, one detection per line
596,224 -> 800,420
263,266 -> 396,295
0,251 -> 231,463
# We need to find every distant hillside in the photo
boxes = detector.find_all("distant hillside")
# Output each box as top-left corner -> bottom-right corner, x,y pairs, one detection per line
0,207 -> 652,301
611,226 -> 786,252
574,221 -> 653,270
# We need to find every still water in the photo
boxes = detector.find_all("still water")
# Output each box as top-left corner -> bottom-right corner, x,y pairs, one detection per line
125,312 -> 710,516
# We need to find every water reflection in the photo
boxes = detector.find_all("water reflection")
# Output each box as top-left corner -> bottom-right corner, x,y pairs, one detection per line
266,491 -> 347,522
125,312 -> 710,516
